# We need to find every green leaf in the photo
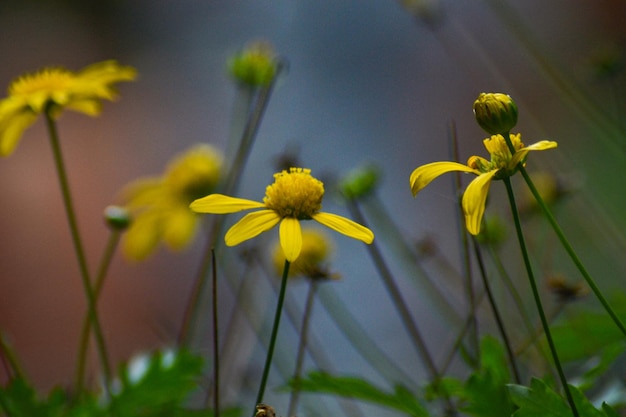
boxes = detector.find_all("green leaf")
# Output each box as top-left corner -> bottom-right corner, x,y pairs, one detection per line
460,336 -> 515,417
288,371 -> 429,417
508,378 -> 618,417
110,348 -> 205,417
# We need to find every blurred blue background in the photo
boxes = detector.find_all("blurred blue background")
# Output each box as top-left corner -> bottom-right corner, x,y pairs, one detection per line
0,0 -> 624,413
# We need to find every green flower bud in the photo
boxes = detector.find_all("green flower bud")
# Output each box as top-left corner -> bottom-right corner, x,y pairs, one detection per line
228,41 -> 278,88
104,205 -> 131,230
339,164 -> 380,200
473,93 -> 518,135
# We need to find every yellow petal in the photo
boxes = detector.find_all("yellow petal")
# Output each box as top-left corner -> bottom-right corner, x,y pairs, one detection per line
312,212 -> 374,244
190,194 -> 265,213
462,170 -> 498,235
279,217 -> 302,262
225,210 -> 281,246
410,161 -> 479,196
510,140 -> 558,167
122,211 -> 162,261
0,110 -> 38,157
163,208 -> 198,250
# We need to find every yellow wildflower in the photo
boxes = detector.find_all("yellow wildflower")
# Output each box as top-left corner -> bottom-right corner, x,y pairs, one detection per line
410,133 -> 557,235
0,60 -> 136,156
272,228 -> 338,280
190,167 -> 374,262
121,144 -> 223,261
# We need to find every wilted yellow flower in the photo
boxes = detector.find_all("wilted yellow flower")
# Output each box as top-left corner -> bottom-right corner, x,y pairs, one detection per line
121,144 -> 223,261
0,60 -> 136,156
272,228 -> 338,280
410,133 -> 557,235
190,167 -> 374,262
473,92 -> 518,135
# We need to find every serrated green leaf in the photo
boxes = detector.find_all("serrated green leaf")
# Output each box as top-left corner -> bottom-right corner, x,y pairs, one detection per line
287,371 -> 429,417
508,378 -> 617,417
110,348 -> 205,417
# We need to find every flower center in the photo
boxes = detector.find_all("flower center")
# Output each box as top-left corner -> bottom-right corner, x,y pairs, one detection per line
164,145 -> 223,202
478,133 -> 525,178
263,168 -> 324,219
9,68 -> 74,97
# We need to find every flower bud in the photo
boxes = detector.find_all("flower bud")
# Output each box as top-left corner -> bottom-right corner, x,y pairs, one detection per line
473,93 -> 518,135
104,205 -> 131,230
228,41 -> 278,88
339,164 -> 380,200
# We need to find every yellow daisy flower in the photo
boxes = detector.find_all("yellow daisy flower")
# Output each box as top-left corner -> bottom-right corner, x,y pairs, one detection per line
190,167 -> 374,262
410,133 -> 557,235
121,144 -> 223,261
0,60 -> 136,156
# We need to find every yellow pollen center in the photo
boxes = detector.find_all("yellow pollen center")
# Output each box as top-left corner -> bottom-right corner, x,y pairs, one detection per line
9,68 -> 74,96
263,168 -> 324,219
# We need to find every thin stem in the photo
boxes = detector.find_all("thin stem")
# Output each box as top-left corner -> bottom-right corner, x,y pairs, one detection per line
347,200 -> 439,381
44,111 -> 111,394
287,280 -> 318,417
212,249 -> 220,417
252,260 -> 291,415
518,167 -> 626,337
502,177 -> 578,417
471,238 -> 521,383
178,64 -> 283,347
76,228 -> 121,393
0,333 -> 23,382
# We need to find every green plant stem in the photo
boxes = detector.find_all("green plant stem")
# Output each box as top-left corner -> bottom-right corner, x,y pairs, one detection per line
346,200 -> 440,382
44,111 -> 112,394
0,333 -> 23,382
287,280 -> 318,417
471,238 -> 521,383
178,65 -> 282,347
253,259 -> 291,415
518,167 -> 626,337
75,228 -> 121,394
211,248 -> 220,417
502,177 -> 578,416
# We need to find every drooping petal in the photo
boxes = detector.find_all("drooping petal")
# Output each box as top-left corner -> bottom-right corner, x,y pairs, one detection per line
163,208 -> 198,250
312,212 -> 374,244
0,111 -> 38,157
461,170 -> 498,235
225,209 -> 281,246
510,140 -> 558,167
410,161 -> 479,196
122,210 -> 163,261
279,217 -> 302,262
190,194 -> 265,214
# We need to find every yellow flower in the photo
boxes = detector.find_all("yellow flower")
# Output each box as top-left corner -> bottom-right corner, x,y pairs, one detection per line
190,167 -> 374,262
272,228 -> 339,280
410,133 -> 557,235
0,60 -> 136,156
121,144 -> 223,261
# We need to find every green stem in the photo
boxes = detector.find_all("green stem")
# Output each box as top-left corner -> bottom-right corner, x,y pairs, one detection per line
347,200 -> 439,381
178,63 -> 283,347
471,238 -> 521,383
44,111 -> 111,394
211,249 -> 220,417
252,260 -> 291,414
287,280 -> 318,417
517,167 -> 626,337
75,229 -> 121,395
0,333 -> 23,381
502,177 -> 578,416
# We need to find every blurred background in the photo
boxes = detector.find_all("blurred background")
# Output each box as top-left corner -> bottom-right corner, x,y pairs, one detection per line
0,0 -> 625,413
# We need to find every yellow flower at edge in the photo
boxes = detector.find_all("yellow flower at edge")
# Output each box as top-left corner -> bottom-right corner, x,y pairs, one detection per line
410,133 -> 557,235
190,167 -> 374,262
0,60 -> 136,156
121,144 -> 223,261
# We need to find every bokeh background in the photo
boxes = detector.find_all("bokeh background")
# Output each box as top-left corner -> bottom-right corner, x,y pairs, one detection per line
0,0 -> 625,413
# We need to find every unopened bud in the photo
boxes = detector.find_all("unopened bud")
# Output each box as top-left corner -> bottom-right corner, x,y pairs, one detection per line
339,164 -> 380,200
228,41 -> 278,87
104,205 -> 131,230
473,93 -> 518,135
